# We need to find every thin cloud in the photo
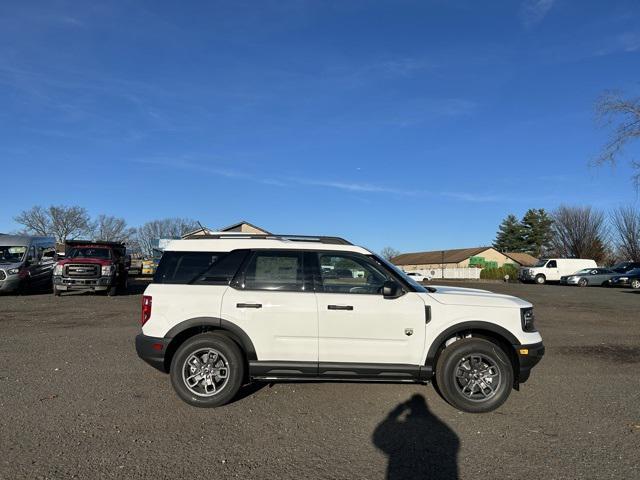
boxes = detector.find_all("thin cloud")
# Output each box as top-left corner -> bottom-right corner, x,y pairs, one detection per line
132,158 -> 520,203
441,192 -> 504,203
520,0 -> 556,27
594,32 -> 640,56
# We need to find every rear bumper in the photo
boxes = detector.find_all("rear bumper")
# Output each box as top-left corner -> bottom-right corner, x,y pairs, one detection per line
514,341 -> 545,384
135,334 -> 170,373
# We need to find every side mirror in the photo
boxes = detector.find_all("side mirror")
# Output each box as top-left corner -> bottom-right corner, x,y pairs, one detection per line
382,280 -> 402,299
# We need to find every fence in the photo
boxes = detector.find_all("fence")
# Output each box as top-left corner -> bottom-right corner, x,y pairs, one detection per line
414,268 -> 481,280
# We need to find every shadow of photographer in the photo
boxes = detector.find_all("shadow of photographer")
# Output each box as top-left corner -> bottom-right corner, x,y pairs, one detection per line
373,394 -> 459,480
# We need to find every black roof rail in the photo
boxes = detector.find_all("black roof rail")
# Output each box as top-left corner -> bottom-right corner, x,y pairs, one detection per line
183,233 -> 352,245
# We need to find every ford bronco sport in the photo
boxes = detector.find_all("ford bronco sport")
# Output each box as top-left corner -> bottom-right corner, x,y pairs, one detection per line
135,234 -> 544,413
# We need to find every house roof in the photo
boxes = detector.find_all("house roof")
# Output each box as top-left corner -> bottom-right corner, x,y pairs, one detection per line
503,252 -> 538,267
219,220 -> 271,234
391,247 -> 492,266
181,221 -> 271,239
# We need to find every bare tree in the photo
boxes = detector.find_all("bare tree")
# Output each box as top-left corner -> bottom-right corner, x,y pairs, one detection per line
137,218 -> 199,256
14,206 -> 50,236
550,205 -> 610,263
595,91 -> 640,188
91,215 -> 137,243
611,205 -> 640,262
14,205 -> 91,243
380,246 -> 401,261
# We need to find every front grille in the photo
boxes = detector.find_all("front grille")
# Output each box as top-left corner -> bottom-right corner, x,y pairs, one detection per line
0,270 -> 6,281
65,264 -> 100,278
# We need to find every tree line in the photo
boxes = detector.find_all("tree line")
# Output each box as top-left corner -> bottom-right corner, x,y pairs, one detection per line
13,205 -> 199,256
493,205 -> 640,264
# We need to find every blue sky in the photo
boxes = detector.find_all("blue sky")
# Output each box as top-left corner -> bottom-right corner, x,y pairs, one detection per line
1,0 -> 639,253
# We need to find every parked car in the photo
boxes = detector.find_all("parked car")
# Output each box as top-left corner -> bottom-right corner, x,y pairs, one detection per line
405,271 -> 430,282
560,268 -> 618,287
0,235 -> 56,293
519,258 -> 597,284
53,240 -> 129,296
136,234 -> 544,413
611,262 -> 640,274
609,268 -> 640,290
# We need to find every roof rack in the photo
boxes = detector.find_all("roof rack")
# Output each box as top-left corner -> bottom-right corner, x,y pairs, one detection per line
183,233 -> 352,245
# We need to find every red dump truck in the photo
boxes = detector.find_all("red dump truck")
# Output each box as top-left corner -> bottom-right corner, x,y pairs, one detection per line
53,241 -> 129,296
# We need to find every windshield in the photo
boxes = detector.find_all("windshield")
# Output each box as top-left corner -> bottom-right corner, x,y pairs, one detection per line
624,268 -> 640,276
573,269 -> 592,275
372,255 -> 428,293
533,259 -> 548,267
0,246 -> 27,263
68,248 -> 112,259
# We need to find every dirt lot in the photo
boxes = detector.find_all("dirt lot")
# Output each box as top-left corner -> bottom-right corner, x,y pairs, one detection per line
1,281 -> 639,479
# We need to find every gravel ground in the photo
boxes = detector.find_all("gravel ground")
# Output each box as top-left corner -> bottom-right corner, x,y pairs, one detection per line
0,280 -> 639,480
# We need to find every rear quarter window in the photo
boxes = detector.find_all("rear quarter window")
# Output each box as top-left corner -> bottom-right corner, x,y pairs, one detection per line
154,250 -> 248,285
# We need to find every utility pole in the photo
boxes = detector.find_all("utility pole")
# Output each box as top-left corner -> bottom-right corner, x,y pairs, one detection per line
441,250 -> 445,279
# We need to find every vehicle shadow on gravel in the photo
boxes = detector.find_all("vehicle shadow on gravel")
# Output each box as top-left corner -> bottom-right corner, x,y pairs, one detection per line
373,394 -> 459,480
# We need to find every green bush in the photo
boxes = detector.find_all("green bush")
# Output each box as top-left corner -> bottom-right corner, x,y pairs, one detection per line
480,264 -> 519,280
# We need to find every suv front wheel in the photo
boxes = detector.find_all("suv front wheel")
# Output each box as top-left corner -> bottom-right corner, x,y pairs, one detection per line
170,332 -> 244,408
435,338 -> 514,413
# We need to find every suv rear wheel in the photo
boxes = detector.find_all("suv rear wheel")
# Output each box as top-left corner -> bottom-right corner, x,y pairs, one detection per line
435,338 -> 513,413
170,332 -> 244,408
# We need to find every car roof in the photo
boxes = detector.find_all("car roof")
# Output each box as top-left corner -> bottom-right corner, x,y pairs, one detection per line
164,238 -> 371,255
0,235 -> 55,247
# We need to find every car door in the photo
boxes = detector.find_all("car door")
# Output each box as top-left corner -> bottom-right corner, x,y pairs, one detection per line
313,252 -> 427,374
26,246 -> 47,286
220,250 -> 318,372
546,260 -> 559,280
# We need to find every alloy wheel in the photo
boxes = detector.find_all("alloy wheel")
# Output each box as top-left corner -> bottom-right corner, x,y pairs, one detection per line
182,348 -> 230,397
453,354 -> 502,402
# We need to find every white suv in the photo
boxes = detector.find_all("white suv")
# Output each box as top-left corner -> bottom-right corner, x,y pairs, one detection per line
135,234 -> 544,413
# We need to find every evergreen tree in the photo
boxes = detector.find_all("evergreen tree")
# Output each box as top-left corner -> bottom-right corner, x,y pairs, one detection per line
521,208 -> 553,257
493,214 -> 526,252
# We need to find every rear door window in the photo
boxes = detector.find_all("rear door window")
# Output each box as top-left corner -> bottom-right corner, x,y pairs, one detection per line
241,251 -> 305,291
154,250 -> 248,285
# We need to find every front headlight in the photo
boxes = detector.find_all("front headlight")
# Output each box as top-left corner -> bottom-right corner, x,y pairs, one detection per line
101,265 -> 115,276
7,267 -> 20,275
521,307 -> 536,332
53,264 -> 63,275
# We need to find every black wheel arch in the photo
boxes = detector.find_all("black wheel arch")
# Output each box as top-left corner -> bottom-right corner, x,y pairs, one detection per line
426,321 -> 521,385
163,317 -> 257,375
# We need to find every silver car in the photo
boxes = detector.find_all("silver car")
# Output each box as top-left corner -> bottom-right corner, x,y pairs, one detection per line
560,268 -> 618,287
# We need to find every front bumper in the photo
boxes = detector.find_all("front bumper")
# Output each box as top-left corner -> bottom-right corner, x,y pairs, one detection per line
0,276 -> 22,293
54,275 -> 113,291
514,341 -> 545,384
135,334 -> 171,373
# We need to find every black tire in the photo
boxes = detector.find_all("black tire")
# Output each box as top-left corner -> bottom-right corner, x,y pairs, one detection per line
170,332 -> 244,408
535,275 -> 546,285
631,279 -> 640,290
119,275 -> 129,294
578,278 -> 588,287
107,284 -> 118,296
435,338 -> 514,413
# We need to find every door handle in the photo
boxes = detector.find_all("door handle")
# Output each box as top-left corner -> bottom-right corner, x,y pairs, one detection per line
327,305 -> 353,311
236,303 -> 262,309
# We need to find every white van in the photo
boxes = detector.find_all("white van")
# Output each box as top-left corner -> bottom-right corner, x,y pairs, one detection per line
519,258 -> 597,284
